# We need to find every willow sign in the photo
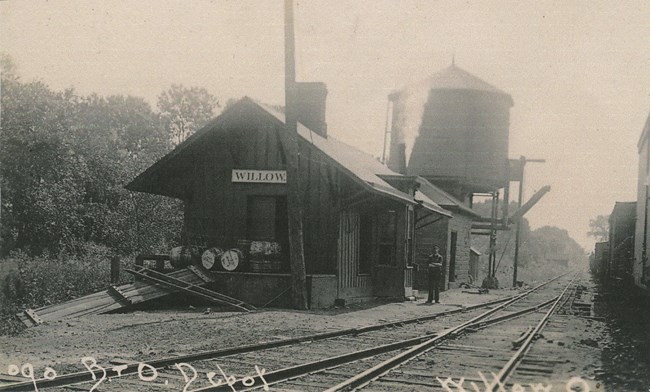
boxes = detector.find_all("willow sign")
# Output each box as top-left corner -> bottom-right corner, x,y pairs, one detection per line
231,170 -> 287,184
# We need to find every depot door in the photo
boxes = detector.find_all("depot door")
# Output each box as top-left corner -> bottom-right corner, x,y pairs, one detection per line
449,231 -> 457,282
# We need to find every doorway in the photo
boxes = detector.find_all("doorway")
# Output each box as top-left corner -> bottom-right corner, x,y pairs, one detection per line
449,231 -> 457,282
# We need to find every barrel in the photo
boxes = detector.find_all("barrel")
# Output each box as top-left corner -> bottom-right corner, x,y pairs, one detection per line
220,249 -> 245,272
170,246 -> 202,269
201,247 -> 224,271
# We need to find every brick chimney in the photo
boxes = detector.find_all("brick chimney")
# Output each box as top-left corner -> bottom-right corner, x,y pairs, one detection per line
395,143 -> 407,174
295,82 -> 327,138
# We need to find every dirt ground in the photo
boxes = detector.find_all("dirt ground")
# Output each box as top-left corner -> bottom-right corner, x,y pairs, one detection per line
0,288 -> 513,374
2,276 -> 642,391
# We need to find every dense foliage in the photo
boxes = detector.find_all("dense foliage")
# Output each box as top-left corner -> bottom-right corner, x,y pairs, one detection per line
0,245 -> 138,334
0,56 -> 219,257
0,56 -> 219,332
471,199 -> 587,282
158,84 -> 220,145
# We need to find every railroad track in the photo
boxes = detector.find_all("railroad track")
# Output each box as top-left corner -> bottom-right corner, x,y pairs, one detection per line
0,272 -> 574,392
318,272 -> 580,392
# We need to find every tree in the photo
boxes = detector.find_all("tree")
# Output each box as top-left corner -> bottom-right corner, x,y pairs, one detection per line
587,215 -> 609,242
0,71 -> 82,253
0,61 -> 182,256
470,199 -> 588,274
157,85 -> 219,145
1,52 -> 17,81
70,93 -> 180,254
526,226 -> 587,270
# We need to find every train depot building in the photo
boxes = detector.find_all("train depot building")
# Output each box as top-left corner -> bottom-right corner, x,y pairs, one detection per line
126,91 -> 452,308
125,63 -> 526,308
412,177 -> 481,291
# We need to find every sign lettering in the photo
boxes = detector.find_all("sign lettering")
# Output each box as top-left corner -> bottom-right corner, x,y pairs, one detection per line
6,358 -> 268,392
231,170 -> 287,184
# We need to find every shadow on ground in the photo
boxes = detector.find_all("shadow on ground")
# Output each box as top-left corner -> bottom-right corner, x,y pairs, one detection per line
593,276 -> 650,391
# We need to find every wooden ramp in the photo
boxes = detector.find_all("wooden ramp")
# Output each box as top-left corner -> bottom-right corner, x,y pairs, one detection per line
16,265 -> 248,328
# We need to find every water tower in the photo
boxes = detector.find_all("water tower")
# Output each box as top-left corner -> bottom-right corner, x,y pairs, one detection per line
386,62 -> 513,200
385,62 -> 516,289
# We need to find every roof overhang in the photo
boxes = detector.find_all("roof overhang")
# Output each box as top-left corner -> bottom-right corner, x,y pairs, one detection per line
414,190 -> 452,217
414,176 -> 481,219
125,97 -> 428,210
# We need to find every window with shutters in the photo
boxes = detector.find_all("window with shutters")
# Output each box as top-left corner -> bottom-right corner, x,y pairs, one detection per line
377,210 -> 397,266
406,208 -> 415,266
359,213 -> 373,274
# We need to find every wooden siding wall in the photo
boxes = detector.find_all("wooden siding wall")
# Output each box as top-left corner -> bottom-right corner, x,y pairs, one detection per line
167,113 -> 411,296
413,211 -> 473,290
337,210 -> 371,289
182,122 -> 287,247
179,120 -> 342,275
448,213 -> 473,286
414,213 -> 449,291
298,141 -> 341,274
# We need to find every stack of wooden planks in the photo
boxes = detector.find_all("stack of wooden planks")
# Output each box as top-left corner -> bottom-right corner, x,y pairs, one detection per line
17,266 -> 214,328
125,266 -> 256,312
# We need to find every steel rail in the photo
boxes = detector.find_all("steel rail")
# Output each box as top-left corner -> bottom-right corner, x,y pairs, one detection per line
492,273 -> 578,386
323,272 -> 576,392
463,295 -> 558,331
192,274 -> 571,392
0,291 -> 527,391
0,272 -> 570,391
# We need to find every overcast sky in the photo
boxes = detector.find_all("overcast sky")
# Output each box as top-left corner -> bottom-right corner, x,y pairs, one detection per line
2,1 -> 649,251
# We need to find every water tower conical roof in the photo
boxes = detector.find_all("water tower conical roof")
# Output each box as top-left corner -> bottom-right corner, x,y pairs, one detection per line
392,64 -> 513,106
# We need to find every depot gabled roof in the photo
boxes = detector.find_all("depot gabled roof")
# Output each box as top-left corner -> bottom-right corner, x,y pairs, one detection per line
126,97 -> 450,217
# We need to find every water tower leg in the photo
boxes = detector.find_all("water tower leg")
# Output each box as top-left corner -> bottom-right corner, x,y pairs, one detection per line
513,157 -> 526,287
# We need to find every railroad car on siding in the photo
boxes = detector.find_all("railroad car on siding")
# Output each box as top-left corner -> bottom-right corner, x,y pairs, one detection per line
634,112 -> 650,290
591,241 -> 609,277
609,201 -> 636,282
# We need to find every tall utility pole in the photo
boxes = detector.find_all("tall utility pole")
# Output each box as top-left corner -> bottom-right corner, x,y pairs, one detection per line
512,156 -> 545,287
284,0 -> 309,309
489,191 -> 499,278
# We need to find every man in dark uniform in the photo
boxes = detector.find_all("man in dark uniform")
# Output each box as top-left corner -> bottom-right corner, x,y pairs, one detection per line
427,245 -> 443,303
